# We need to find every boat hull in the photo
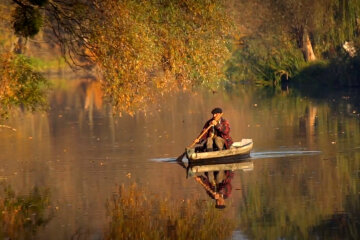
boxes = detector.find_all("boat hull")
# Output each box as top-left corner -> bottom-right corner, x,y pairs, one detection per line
186,139 -> 253,163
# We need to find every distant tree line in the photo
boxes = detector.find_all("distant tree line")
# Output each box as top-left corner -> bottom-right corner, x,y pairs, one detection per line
227,0 -> 360,87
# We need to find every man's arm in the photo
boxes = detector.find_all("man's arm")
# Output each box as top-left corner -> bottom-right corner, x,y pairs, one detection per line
196,119 -> 212,143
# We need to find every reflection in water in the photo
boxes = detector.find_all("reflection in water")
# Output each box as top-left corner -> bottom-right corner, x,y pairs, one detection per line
238,151 -> 360,239
104,183 -> 236,240
0,184 -> 52,239
194,171 -> 234,209
1,79 -> 360,239
181,160 -> 253,211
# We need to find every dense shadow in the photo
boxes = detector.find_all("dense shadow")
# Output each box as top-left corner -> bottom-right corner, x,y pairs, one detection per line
291,55 -> 360,97
311,210 -> 360,239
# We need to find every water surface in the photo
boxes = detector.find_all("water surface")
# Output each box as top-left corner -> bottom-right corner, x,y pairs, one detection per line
1,79 -> 360,239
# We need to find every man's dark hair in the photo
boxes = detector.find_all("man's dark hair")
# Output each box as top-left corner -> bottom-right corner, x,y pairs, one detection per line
215,204 -> 226,209
211,107 -> 222,114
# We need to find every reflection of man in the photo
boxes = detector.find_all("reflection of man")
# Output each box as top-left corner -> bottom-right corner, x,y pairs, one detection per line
195,170 -> 234,209
197,108 -> 233,152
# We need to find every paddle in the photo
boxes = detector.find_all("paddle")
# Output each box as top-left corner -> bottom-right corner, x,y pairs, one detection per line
195,176 -> 216,196
176,113 -> 223,162
194,176 -> 223,200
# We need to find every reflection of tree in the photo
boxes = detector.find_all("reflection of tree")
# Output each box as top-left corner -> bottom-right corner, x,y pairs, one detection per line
104,183 -> 235,240
238,161 -> 340,239
238,149 -> 360,239
311,209 -> 360,239
84,81 -> 103,111
310,152 -> 360,239
51,78 -> 103,111
0,184 -> 52,239
299,105 -> 317,146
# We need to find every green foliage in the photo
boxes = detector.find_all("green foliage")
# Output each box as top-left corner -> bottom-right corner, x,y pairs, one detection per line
293,55 -> 360,92
0,51 -> 50,118
228,0 -> 360,87
0,183 -> 52,239
10,0 -> 50,38
227,35 -> 305,86
12,5 -> 43,38
312,0 -> 360,57
27,56 -> 66,72
105,183 -> 235,240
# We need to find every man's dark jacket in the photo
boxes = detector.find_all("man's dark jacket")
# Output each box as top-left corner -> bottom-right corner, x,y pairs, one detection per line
199,117 -> 233,149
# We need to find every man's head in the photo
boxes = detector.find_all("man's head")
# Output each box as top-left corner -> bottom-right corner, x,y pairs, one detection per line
211,107 -> 222,115
211,107 -> 222,119
214,192 -> 226,209
215,197 -> 226,209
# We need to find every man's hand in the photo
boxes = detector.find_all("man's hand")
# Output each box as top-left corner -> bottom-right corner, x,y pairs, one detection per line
210,119 -> 217,126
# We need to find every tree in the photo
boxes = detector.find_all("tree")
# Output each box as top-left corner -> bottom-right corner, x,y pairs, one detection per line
86,0 -> 234,113
227,0 -> 360,86
8,0 -> 235,114
0,1 -> 49,118
0,51 -> 49,118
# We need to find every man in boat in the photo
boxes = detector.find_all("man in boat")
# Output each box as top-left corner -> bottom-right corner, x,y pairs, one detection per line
197,107 -> 233,152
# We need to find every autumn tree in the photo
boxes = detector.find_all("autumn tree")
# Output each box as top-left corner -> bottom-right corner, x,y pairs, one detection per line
86,0 -> 234,114
7,0 -> 235,115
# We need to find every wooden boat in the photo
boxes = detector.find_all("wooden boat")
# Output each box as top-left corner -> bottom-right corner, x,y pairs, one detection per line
186,139 -> 253,163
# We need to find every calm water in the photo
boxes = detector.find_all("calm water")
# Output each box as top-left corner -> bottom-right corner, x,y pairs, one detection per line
1,79 -> 360,239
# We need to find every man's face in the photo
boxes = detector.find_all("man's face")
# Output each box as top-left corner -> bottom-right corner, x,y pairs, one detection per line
213,113 -> 221,119
216,197 -> 225,207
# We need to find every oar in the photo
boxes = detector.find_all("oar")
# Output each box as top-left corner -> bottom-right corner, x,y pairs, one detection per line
195,176 -> 217,198
176,113 -> 223,163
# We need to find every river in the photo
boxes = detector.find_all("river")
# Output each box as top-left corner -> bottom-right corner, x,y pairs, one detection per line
0,78 -> 360,239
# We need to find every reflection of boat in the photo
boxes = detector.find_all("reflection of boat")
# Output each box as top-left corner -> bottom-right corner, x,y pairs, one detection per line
186,139 -> 253,163
188,161 -> 254,176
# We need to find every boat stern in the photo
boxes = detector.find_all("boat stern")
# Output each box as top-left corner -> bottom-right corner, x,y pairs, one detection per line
186,147 -> 196,159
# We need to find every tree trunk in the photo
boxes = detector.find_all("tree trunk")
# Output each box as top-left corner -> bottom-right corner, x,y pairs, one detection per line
13,37 -> 27,54
302,29 -> 316,62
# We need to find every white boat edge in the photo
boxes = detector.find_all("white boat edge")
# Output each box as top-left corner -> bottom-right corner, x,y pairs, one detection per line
188,139 -> 253,160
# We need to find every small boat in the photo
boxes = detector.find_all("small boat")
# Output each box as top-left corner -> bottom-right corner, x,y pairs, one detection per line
186,139 -> 253,163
